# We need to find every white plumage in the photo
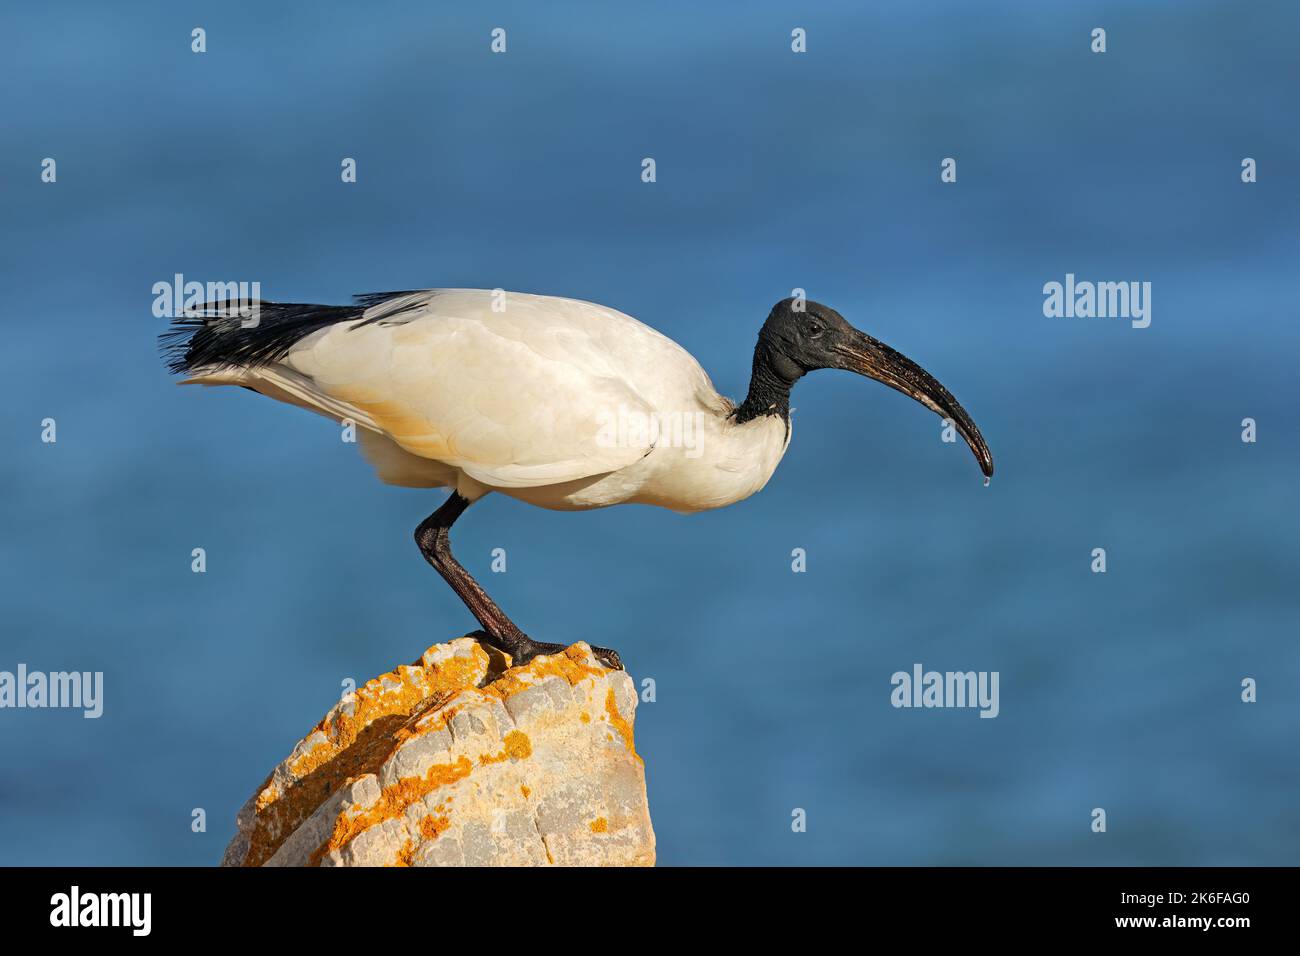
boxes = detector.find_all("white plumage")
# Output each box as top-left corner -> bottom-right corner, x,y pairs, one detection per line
185,289 -> 790,513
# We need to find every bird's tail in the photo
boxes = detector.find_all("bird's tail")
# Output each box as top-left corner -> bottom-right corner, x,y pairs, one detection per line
158,291 -> 425,375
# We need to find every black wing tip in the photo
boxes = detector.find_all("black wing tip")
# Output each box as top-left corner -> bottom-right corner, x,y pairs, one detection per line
157,290 -> 427,375
157,317 -> 207,375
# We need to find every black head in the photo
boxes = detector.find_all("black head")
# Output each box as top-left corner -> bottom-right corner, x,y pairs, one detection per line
756,297 -> 859,379
739,297 -> 994,480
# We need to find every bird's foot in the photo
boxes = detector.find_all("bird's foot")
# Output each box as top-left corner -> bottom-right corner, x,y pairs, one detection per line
471,630 -> 623,671
521,639 -> 624,671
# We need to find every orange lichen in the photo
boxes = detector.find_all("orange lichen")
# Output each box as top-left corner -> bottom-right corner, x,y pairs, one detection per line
604,689 -> 637,755
503,730 -> 532,760
290,652 -> 485,779
237,645 -> 488,867
484,645 -> 607,700
589,817 -> 609,833
309,755 -> 474,866
390,692 -> 460,747
478,729 -> 532,765
391,838 -> 416,867
254,781 -> 280,812
520,784 -> 531,799
579,712 -> 591,723
418,814 -> 450,841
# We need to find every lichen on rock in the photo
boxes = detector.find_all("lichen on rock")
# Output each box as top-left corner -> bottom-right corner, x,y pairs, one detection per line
220,638 -> 654,867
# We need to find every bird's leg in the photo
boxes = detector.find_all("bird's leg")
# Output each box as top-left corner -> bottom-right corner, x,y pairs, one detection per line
414,492 -> 624,671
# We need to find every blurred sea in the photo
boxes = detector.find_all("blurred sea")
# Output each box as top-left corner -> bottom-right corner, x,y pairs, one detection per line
0,0 -> 1296,864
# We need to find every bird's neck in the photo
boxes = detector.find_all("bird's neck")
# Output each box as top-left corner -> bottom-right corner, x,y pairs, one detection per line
733,340 -> 794,425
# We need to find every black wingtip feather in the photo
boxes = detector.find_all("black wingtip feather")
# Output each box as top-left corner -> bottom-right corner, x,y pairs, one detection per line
158,290 -> 427,375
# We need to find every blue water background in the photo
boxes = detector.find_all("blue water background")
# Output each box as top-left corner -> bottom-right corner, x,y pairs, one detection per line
0,0 -> 1296,864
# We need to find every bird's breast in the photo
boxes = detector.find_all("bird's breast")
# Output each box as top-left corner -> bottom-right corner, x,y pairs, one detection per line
519,411 -> 791,514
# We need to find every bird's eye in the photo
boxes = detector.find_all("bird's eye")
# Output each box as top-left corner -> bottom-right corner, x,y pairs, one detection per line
807,322 -> 824,337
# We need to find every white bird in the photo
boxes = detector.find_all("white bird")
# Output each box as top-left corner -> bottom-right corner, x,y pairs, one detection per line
163,289 -> 993,669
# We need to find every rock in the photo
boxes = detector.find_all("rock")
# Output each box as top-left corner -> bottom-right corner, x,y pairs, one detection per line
221,638 -> 654,867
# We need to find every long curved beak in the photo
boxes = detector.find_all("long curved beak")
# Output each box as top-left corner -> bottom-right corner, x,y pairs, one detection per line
831,330 -> 994,480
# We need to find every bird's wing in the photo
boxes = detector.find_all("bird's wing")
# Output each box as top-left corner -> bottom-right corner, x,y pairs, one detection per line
265,290 -> 666,488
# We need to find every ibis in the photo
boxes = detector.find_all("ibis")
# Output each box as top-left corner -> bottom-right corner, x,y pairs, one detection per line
162,289 -> 993,669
